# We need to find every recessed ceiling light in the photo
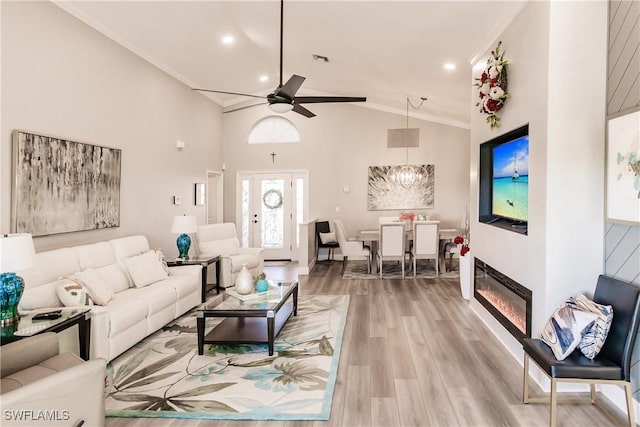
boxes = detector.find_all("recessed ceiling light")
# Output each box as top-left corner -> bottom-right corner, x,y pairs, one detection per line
444,63 -> 456,70
222,35 -> 234,45
259,75 -> 268,82
312,54 -> 329,63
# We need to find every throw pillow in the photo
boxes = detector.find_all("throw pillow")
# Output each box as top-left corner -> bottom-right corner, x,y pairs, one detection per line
570,294 -> 614,359
56,277 -> 93,307
319,232 -> 337,244
153,250 -> 170,275
72,269 -> 113,306
93,263 -> 130,294
540,303 -> 598,360
123,251 -> 169,288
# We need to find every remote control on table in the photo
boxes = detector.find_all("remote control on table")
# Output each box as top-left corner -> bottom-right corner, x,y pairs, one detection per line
32,310 -> 62,321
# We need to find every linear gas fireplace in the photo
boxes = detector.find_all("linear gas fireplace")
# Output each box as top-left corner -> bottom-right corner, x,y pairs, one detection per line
474,259 -> 532,342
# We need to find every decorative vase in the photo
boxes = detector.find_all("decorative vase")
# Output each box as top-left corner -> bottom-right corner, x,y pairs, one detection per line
256,279 -> 269,293
235,264 -> 254,295
459,253 -> 472,301
0,272 -> 25,326
176,233 -> 191,259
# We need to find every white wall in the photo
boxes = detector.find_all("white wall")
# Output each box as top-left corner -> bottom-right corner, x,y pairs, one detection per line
222,103 -> 470,237
468,0 -> 609,393
1,1 -> 223,256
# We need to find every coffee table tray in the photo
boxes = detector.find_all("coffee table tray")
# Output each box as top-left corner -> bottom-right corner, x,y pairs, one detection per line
225,284 -> 281,301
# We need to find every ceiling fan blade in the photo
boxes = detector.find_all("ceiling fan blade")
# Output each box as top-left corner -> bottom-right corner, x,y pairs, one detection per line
294,96 -> 367,104
276,74 -> 305,99
192,88 -> 267,99
223,102 -> 269,114
292,103 -> 316,118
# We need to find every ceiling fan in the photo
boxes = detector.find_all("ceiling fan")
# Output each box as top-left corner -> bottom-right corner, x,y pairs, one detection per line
192,0 -> 366,118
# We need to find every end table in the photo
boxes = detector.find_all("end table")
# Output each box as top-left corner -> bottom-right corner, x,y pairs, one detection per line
167,255 -> 221,302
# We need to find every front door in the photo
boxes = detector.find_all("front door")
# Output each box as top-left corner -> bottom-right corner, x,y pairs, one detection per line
237,171 -> 307,261
252,174 -> 292,260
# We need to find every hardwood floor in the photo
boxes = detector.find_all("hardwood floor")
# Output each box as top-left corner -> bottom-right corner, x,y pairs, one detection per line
106,261 -> 623,426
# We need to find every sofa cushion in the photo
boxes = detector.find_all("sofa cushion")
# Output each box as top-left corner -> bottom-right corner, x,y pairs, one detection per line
19,280 -> 62,311
123,251 -> 169,288
110,235 -> 151,261
200,238 -> 239,256
105,294 -> 149,337
124,285 -> 176,313
155,275 -> 199,299
74,241 -> 116,270
73,269 -> 114,306
93,263 -> 130,294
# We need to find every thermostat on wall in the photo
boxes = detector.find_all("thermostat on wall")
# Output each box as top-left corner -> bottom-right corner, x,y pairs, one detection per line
173,195 -> 182,205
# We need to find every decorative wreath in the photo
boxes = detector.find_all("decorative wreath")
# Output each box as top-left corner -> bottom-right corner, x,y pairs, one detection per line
474,41 -> 510,129
262,189 -> 283,209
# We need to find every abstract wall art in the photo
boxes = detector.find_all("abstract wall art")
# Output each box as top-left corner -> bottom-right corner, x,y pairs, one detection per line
606,109 -> 640,225
367,165 -> 434,210
11,130 -> 121,236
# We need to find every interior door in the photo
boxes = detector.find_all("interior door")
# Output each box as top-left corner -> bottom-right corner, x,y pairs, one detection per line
252,174 -> 292,260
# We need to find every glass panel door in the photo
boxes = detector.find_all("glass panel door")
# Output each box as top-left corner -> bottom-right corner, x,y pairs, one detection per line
252,174 -> 292,260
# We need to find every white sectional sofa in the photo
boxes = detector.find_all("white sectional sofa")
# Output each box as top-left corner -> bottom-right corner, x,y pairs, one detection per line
16,235 -> 201,362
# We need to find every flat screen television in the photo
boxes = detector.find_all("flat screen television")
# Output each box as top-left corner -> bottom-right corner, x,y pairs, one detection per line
492,134 -> 529,222
479,124 -> 529,234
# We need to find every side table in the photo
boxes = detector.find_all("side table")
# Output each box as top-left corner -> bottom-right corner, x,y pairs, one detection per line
167,255 -> 221,302
0,308 -> 92,360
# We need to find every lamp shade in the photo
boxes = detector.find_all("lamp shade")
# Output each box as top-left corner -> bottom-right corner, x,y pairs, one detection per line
171,215 -> 197,234
269,103 -> 293,114
0,234 -> 36,273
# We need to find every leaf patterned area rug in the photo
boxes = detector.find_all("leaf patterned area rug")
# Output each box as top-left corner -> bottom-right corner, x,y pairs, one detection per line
105,295 -> 349,421
342,260 -> 460,279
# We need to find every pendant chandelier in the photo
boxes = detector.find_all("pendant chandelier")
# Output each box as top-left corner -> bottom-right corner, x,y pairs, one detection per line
389,97 -> 428,189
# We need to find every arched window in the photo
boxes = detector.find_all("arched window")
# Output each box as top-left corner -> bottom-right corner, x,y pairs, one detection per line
248,116 -> 300,144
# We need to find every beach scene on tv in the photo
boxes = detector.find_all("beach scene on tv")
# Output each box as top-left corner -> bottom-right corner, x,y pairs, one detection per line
492,136 -> 529,222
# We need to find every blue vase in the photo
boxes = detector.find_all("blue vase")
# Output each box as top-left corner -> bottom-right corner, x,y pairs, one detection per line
176,233 -> 191,259
0,272 -> 25,326
256,279 -> 269,293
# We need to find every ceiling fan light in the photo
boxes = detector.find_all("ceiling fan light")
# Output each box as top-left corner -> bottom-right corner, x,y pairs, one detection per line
269,103 -> 293,113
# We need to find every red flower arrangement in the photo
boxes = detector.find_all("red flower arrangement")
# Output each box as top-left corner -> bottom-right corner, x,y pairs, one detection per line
474,41 -> 510,129
454,235 -> 470,257
400,212 -> 415,221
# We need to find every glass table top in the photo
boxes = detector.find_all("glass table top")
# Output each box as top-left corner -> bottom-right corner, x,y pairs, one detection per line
198,281 -> 298,313
1,308 -> 91,339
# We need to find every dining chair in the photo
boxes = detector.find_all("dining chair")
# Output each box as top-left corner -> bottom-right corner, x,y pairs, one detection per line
411,220 -> 439,277
315,220 -> 339,262
333,219 -> 371,274
378,222 -> 406,278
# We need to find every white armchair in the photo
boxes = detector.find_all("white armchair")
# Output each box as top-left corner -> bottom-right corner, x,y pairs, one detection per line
0,333 -> 107,427
196,223 -> 264,288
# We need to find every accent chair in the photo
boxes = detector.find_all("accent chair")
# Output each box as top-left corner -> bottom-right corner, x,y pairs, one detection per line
333,219 -> 371,274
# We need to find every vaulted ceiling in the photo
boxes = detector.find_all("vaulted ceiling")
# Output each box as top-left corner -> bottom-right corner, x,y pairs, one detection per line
56,1 -> 526,128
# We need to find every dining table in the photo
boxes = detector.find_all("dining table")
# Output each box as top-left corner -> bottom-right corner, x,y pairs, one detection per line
357,226 -> 460,275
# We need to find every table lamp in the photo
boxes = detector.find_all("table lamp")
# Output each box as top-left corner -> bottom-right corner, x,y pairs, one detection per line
0,233 -> 36,326
171,215 -> 197,259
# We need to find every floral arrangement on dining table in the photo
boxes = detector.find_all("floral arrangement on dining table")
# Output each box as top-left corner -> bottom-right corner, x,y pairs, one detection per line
474,41 -> 510,129
399,212 -> 416,222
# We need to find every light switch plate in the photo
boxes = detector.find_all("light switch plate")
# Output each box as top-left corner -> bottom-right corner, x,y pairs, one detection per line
173,195 -> 182,205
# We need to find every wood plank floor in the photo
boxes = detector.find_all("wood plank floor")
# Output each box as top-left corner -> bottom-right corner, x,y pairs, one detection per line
106,261 -> 623,427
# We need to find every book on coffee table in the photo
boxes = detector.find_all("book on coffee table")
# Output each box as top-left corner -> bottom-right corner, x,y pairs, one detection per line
225,284 -> 282,302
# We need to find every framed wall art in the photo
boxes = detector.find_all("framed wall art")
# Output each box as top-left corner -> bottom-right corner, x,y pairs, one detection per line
367,164 -> 434,210
11,130 -> 121,236
606,109 -> 640,225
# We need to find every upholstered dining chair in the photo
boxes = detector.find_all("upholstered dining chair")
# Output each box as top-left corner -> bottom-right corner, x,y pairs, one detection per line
410,220 -> 439,277
522,275 -> 640,427
315,220 -> 339,262
378,222 -> 406,278
333,219 -> 371,274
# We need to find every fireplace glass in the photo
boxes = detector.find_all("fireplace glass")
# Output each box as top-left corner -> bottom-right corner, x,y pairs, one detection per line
474,259 -> 532,342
